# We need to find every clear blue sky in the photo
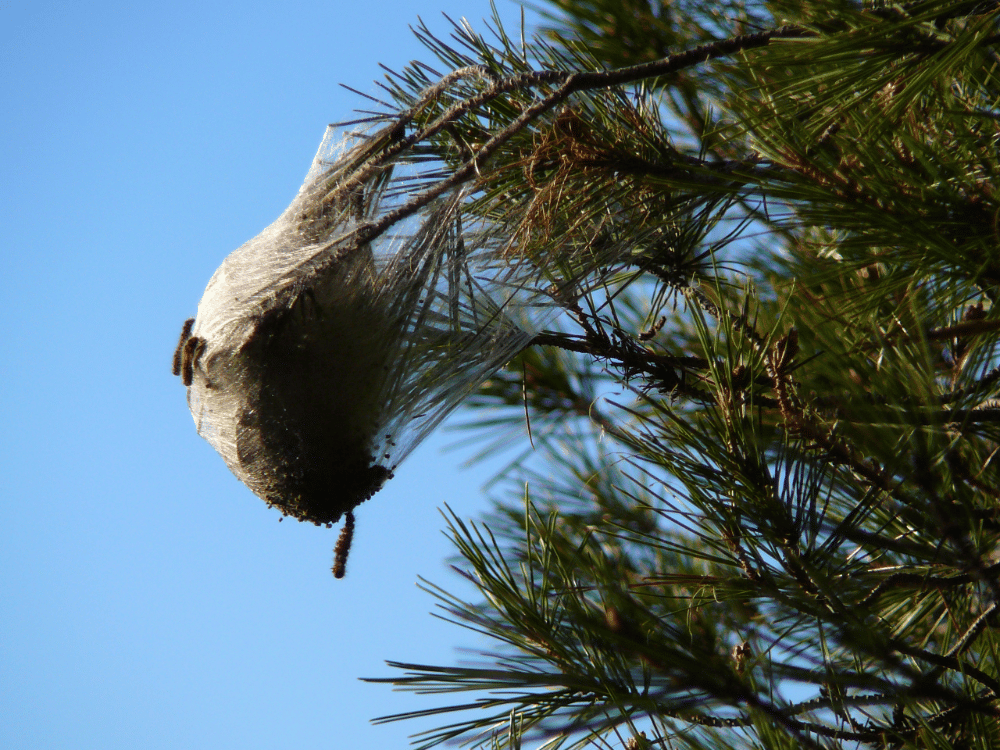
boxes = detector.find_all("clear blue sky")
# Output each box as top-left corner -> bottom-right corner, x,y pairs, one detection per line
2,2 -> 543,748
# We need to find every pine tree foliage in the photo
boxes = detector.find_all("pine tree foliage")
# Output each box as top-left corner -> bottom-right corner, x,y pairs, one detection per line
345,1 -> 1000,747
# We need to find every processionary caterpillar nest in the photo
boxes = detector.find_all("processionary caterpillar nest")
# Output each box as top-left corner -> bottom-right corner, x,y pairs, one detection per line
175,124 -> 588,577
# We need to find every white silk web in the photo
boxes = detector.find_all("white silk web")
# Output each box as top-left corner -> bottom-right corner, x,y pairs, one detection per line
175,124 -> 589,574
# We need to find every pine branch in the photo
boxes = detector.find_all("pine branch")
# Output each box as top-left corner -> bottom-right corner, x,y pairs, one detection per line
355,2 -> 1000,747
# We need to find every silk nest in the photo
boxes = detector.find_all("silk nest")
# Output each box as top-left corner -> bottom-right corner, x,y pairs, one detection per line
174,124 -> 588,555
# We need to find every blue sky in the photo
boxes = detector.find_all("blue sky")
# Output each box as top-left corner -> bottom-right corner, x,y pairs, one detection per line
2,1 -> 545,748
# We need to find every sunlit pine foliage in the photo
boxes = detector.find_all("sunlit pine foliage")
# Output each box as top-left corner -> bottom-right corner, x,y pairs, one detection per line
343,1 -> 1000,747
